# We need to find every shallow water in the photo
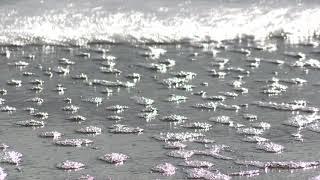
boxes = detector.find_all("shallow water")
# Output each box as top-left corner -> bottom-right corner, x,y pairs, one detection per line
0,38 -> 319,179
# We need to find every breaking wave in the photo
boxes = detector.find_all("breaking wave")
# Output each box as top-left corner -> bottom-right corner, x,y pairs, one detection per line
0,0 -> 319,45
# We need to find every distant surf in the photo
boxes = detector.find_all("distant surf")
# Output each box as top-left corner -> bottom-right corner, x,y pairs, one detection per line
0,0 -> 319,45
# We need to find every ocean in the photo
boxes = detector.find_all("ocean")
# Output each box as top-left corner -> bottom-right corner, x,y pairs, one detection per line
0,0 -> 320,179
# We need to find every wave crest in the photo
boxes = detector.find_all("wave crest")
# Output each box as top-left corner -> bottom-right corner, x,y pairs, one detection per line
0,4 -> 319,45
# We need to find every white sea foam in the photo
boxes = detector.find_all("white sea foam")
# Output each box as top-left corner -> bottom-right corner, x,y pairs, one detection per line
0,1 -> 319,45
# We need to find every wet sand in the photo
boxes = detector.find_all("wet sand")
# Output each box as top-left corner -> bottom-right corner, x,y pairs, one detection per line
0,39 -> 320,179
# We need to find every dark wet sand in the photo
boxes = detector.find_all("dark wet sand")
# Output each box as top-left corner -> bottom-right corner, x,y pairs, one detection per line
0,39 -> 320,179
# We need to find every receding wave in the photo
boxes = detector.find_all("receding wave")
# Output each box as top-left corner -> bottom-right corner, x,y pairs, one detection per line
0,1 -> 319,46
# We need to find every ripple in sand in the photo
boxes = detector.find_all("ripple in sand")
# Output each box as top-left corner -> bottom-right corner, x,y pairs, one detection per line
176,84 -> 195,91
99,67 -> 122,74
106,115 -> 123,121
241,136 -> 269,143
101,88 -> 113,95
162,77 -> 189,88
280,78 -> 307,85
229,170 -> 260,177
100,55 -> 116,61
137,63 -> 167,73
141,47 -> 166,59
160,59 -> 175,67
53,66 -> 69,75
67,115 -> 87,122
262,59 -> 284,65
15,120 -> 44,127
101,60 -> 116,68
43,71 -> 53,77
183,122 -> 212,130
32,112 -> 49,119
235,160 -> 320,169
0,151 -> 22,165
63,98 -> 72,104
76,174 -> 95,180
131,96 -> 154,106
243,114 -> 257,121
62,105 -> 80,113
39,131 -> 62,139
0,50 -> 10,58
251,122 -> 271,130
55,85 -> 66,94
23,54 -> 35,60
172,71 -> 196,80
141,106 -> 157,113
310,175 -> 320,180
160,114 -> 187,123
30,85 -> 43,92
166,94 -> 188,103
193,102 -> 218,110
56,160 -> 85,170
0,98 -> 5,105
82,97 -> 103,105
105,105 -> 129,112
226,67 -> 250,75
0,144 -> 9,150
0,167 -> 7,179
237,127 -> 264,135
262,80 -> 287,95
7,79 -> 22,87
126,73 -> 141,80
164,142 -> 187,149
211,58 -> 229,68
72,73 -> 88,80
179,160 -> 214,168
293,59 -> 320,69
151,163 -> 176,176
25,97 -> 44,105
185,168 -> 231,180
229,48 -> 251,56
167,150 -> 194,159
109,124 -> 143,134
90,79 -> 135,88
29,79 -> 44,85
193,91 -> 207,96
209,116 -> 233,126
256,142 -> 284,153
203,95 -> 226,101
0,89 -> 7,95
58,58 -> 75,65
192,138 -> 215,144
284,51 -> 305,59
29,79 -> 44,86
195,150 -> 233,160
138,110 -> 158,122
99,153 -> 129,165
308,122 -> 320,133
55,139 -> 93,147
76,126 -> 102,134
283,114 -> 320,128
218,103 -> 241,111
210,70 -> 227,78
154,132 -> 205,142
254,100 -> 318,113
8,61 -> 29,67
23,107 -> 36,114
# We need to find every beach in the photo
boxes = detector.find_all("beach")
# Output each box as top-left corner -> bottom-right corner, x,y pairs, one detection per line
0,0 -> 320,179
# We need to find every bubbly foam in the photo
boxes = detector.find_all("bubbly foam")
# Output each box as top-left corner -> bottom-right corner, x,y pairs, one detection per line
0,1 -> 319,45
